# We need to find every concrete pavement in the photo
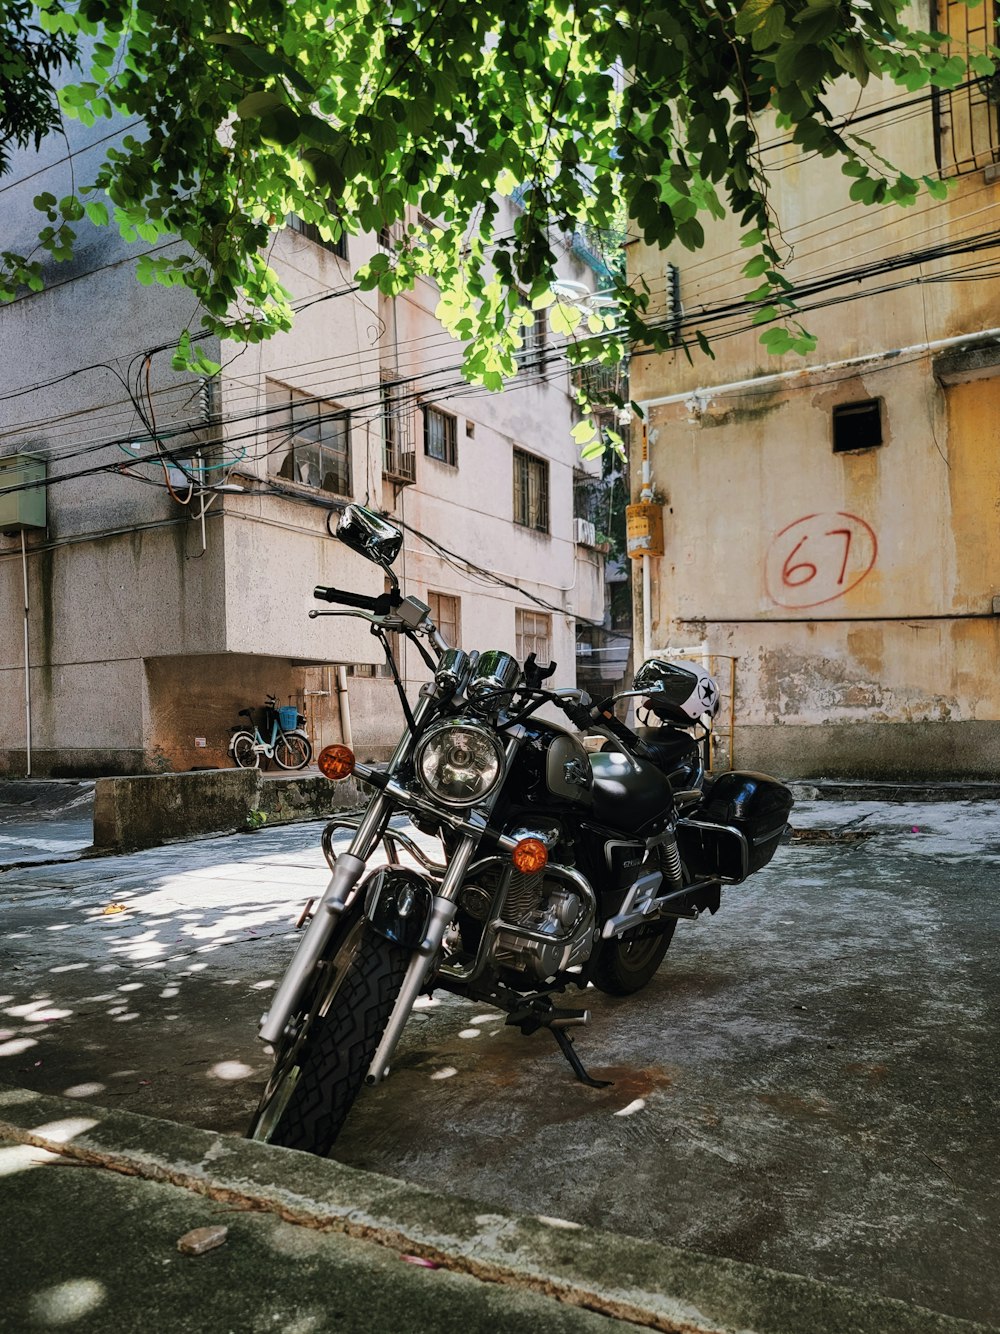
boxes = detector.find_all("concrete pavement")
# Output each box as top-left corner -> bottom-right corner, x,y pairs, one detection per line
1,1083 -> 991,1334
1,796 -> 998,1328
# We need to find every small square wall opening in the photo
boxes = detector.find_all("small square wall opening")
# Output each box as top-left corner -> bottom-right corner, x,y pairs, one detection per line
833,399 -> 883,453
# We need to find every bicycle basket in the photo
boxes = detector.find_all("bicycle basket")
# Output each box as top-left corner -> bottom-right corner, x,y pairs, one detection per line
277,705 -> 299,731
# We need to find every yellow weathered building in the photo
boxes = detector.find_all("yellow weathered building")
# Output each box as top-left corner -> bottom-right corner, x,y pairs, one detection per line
628,5 -> 1000,779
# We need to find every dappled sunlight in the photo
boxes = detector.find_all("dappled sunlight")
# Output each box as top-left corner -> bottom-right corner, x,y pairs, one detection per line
31,1117 -> 99,1143
29,1278 -> 106,1327
0,1143 -> 61,1177
208,1061 -> 255,1082
63,1083 -> 106,1099
430,1066 -> 458,1081
0,827 -> 350,1134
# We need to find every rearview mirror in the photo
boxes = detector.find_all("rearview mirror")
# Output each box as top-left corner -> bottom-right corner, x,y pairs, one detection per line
336,505 -> 403,569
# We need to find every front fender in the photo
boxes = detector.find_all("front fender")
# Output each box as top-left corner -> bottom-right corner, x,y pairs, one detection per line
363,866 -> 434,950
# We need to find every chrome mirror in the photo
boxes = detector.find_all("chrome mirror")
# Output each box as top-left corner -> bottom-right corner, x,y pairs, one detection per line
336,505 -> 403,569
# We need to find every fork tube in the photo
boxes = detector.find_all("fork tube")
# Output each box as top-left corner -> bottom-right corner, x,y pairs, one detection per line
366,832 -> 478,1084
259,694 -> 437,1047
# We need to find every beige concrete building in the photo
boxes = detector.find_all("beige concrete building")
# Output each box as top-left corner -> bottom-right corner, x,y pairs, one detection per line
0,127 -> 606,776
628,6 -> 1000,779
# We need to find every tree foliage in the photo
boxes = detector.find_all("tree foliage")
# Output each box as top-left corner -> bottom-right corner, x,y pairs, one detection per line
1,0 -> 995,393
0,1 -> 77,173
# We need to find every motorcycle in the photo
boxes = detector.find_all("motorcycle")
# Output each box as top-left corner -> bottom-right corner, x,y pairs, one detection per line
248,503 -> 794,1155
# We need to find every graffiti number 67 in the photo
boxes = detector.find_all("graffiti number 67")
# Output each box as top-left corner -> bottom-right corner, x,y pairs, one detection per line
767,513 -> 877,609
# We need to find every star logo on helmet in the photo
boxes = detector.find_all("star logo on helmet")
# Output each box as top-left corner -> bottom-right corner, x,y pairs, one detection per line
698,680 -> 717,704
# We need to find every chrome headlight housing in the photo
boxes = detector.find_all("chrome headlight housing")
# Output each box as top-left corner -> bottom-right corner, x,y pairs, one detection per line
414,720 -> 505,808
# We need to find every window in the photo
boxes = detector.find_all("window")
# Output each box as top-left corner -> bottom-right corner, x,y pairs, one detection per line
288,214 -> 348,260
933,0 -> 1000,174
517,309 -> 547,369
833,399 -> 883,453
267,380 -> 351,495
424,405 -> 457,465
428,591 -> 460,647
513,447 -> 549,532
516,609 -> 551,664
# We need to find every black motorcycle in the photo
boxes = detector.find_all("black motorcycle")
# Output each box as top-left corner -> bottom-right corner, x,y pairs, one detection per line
248,504 -> 794,1155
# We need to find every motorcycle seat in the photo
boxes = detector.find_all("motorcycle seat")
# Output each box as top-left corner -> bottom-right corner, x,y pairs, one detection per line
588,750 -> 676,833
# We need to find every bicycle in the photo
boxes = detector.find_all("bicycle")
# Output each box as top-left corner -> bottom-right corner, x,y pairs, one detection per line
229,695 -> 313,770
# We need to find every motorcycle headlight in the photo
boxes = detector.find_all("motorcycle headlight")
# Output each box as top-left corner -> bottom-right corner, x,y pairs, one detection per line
414,721 -> 505,808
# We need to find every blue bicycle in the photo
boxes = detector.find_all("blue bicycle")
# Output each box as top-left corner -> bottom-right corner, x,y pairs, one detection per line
229,694 -> 312,770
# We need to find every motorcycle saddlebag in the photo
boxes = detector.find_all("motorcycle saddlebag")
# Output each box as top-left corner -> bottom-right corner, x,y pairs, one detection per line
676,771 -> 794,884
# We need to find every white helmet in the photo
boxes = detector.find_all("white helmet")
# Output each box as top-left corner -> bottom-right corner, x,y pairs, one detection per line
633,658 -> 720,724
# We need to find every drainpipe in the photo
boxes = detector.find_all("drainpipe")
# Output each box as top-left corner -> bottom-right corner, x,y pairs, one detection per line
336,666 -> 353,750
640,325 -> 1000,414
21,532 -> 31,777
639,421 -> 653,665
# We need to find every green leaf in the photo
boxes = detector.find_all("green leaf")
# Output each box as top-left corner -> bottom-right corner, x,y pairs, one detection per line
259,106 -> 301,148
236,91 -> 285,119
571,420 -> 598,444
735,0 -> 775,37
84,201 -> 109,226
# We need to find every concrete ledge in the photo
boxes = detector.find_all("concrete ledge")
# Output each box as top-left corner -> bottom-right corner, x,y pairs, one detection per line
736,720 -> 1000,781
92,769 -> 365,852
0,1084 -> 991,1334
788,779 -> 1000,803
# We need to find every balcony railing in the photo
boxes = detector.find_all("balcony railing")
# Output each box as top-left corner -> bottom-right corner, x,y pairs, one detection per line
571,362 -> 625,399
383,439 -> 416,485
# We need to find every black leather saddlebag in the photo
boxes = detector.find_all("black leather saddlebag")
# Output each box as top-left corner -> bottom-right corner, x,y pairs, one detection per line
676,771 -> 793,883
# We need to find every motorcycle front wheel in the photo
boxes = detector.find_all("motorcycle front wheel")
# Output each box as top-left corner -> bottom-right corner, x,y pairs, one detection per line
248,910 -> 408,1156
590,919 -> 677,996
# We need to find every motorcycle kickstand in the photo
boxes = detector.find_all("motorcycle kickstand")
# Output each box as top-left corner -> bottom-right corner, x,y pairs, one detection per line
505,999 -> 613,1090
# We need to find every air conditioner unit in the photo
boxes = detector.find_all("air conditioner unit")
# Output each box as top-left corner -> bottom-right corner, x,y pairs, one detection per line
573,517 -> 596,546
576,641 -> 593,656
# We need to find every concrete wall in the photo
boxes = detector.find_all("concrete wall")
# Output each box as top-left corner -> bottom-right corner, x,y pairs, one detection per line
628,55 -> 1000,778
1,126 -> 605,775
92,767 -> 366,852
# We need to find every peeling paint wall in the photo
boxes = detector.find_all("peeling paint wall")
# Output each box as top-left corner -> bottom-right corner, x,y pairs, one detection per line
629,72 -> 1000,778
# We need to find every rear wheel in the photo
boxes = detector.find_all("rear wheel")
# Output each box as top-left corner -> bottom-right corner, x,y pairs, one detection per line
230,731 -> 259,769
274,731 -> 312,770
248,914 -> 408,1156
590,919 -> 676,996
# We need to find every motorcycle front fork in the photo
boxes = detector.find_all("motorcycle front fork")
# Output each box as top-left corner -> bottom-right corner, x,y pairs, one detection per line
257,792 -> 391,1047
258,789 -> 478,1078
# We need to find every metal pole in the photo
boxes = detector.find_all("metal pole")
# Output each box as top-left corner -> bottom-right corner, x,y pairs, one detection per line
21,531 -> 31,777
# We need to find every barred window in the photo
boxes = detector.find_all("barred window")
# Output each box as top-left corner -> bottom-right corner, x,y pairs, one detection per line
933,0 -> 1000,174
517,310 -> 547,368
516,609 -> 551,664
513,447 -> 549,532
424,406 -> 457,465
288,214 -> 348,260
267,380 -> 351,496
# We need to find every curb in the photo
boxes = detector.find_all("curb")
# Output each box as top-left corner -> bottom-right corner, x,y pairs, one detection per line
787,780 -> 1000,803
0,1084 -> 992,1334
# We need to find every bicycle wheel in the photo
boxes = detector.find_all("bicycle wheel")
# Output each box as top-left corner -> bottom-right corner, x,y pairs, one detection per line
273,730 -> 312,770
230,731 -> 259,769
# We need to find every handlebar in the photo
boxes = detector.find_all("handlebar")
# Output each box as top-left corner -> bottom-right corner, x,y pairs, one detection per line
313,585 -> 400,614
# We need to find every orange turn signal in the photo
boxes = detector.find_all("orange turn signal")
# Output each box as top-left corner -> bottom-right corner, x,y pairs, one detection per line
512,837 -> 548,875
317,744 -> 355,781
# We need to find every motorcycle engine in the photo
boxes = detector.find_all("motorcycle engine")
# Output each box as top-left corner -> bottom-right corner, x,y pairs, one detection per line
459,863 -> 594,981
